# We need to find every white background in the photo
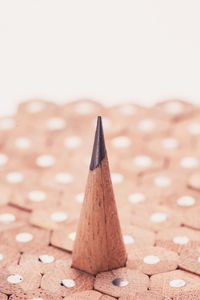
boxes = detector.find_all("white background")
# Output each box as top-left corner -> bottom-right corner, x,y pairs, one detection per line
0,0 -> 200,115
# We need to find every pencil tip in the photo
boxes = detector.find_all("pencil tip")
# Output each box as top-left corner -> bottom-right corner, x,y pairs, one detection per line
90,116 -> 106,170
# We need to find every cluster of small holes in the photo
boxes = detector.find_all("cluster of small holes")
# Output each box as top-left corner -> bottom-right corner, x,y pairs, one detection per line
60,279 -> 76,288
0,100 -> 199,298
112,278 -> 129,287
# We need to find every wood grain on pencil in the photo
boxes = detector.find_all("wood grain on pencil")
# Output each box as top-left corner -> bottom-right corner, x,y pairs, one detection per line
72,116 -> 127,274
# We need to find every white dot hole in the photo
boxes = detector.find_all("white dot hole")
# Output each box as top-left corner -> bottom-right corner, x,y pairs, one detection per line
54,173 -> 73,184
7,274 -> 23,284
112,136 -> 131,148
26,101 -> 46,113
164,102 -> 183,114
36,155 -> 56,168
6,172 -> 24,183
64,136 -> 82,148
111,173 -> 124,184
180,157 -> 199,169
50,212 -> 68,222
46,117 -> 66,130
143,255 -> 160,265
60,279 -> 76,288
0,118 -> 15,130
123,234 -> 135,244
150,212 -> 167,223
188,122 -> 200,135
15,137 -> 32,149
173,236 -> 189,245
0,213 -> 16,224
154,176 -> 171,187
16,232 -> 33,243
28,190 -> 46,203
128,193 -> 146,204
38,254 -> 55,264
169,279 -> 186,288
161,138 -> 179,149
68,232 -> 76,241
74,103 -> 94,114
0,153 -> 8,165
133,155 -> 153,168
75,193 -> 84,204
177,196 -> 196,207
138,119 -> 156,132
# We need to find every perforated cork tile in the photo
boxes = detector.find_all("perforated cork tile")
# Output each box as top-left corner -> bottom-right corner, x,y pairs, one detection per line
1,98 -> 200,299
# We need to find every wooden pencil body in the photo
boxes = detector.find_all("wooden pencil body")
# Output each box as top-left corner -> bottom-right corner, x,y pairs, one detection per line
72,154 -> 127,274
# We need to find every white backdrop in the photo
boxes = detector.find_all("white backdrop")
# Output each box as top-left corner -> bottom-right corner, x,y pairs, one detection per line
0,0 -> 200,115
